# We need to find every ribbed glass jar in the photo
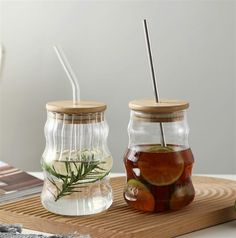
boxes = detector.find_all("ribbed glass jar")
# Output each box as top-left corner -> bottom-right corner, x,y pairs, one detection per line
41,101 -> 113,216
123,99 -> 195,212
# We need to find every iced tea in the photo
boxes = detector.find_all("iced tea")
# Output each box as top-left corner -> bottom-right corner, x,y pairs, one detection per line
123,144 -> 195,212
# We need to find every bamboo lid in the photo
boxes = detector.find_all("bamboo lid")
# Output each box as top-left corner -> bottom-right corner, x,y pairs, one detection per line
129,99 -> 189,113
46,100 -> 107,114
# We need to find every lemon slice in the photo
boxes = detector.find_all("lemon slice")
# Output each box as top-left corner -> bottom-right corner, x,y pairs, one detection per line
124,179 -> 155,212
145,145 -> 174,153
138,146 -> 184,186
170,182 -> 195,210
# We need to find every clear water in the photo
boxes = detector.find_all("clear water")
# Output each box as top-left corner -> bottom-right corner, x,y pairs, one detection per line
41,176 -> 112,216
41,152 -> 113,216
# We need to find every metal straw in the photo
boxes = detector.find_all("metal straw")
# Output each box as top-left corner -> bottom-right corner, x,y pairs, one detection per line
143,19 -> 166,147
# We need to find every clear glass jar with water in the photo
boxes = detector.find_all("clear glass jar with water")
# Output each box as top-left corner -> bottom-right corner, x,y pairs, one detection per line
41,101 -> 113,216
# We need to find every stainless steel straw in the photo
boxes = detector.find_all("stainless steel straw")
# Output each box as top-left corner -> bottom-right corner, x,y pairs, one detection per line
143,19 -> 166,147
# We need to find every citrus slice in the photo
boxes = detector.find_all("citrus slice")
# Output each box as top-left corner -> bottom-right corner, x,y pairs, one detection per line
45,159 -> 86,176
170,181 -> 195,210
145,145 -> 174,153
124,179 -> 155,212
138,146 -> 184,186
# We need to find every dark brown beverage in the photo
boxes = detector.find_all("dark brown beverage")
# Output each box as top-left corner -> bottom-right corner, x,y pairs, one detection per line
123,144 -> 195,212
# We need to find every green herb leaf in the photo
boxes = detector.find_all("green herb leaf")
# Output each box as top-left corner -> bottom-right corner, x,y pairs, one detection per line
43,151 -> 110,201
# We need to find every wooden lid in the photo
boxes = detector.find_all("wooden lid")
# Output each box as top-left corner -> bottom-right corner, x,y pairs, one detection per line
46,100 -> 107,114
129,99 -> 189,113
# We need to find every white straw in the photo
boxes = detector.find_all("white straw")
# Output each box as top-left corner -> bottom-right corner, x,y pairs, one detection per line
53,45 -> 80,104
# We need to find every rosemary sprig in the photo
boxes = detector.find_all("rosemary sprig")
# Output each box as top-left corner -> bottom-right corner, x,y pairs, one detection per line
42,152 -> 110,201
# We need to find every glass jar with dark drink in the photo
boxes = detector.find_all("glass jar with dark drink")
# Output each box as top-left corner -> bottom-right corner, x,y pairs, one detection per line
123,99 -> 195,212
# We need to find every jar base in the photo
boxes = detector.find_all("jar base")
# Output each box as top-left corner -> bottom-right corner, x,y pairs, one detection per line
41,179 -> 113,216
41,192 -> 113,216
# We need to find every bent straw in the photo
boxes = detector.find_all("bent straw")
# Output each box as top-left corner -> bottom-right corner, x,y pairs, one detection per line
143,19 -> 166,147
53,45 -> 80,104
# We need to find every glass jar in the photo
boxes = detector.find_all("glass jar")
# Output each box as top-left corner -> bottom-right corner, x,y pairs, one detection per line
41,101 -> 113,216
123,99 -> 195,212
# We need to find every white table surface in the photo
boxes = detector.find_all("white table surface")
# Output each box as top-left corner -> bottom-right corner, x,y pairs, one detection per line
22,173 -> 236,237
